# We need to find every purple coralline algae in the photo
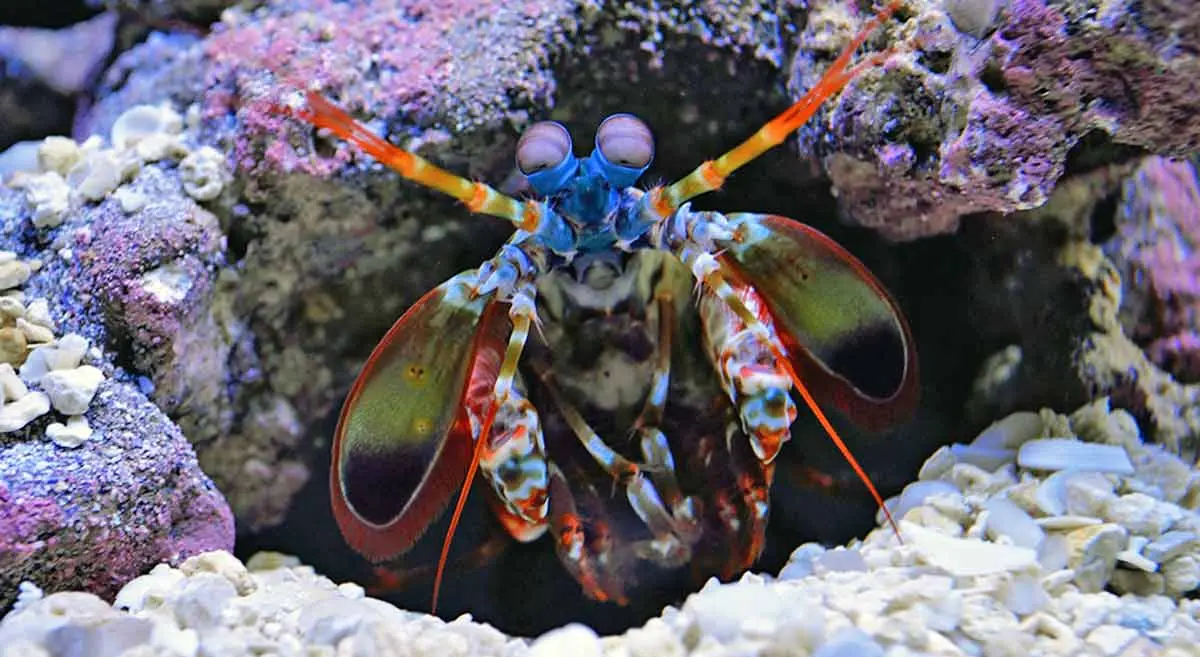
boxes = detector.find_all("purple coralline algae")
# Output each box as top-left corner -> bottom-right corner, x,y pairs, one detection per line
794,0 -> 1200,240
1105,157 -> 1200,384
960,157 -> 1200,455
0,381 -> 233,608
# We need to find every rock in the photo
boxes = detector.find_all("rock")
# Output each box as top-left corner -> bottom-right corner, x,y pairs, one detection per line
40,365 -> 105,415
528,624 -> 601,657
1017,439 -> 1135,474
45,415 -> 93,448
1104,157 -> 1200,384
0,382 -> 233,609
0,14 -> 116,150
807,0 -> 1200,240
0,391 -> 49,432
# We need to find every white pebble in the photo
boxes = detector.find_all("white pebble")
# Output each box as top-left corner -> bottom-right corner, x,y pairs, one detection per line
999,574 -> 1048,615
46,415 -> 93,448
813,628 -> 884,657
0,391 -> 50,432
19,171 -> 71,228
918,445 -> 956,481
172,574 -> 236,630
883,480 -> 962,525
985,497 -> 1046,550
684,580 -> 788,643
1104,493 -> 1184,536
972,411 -> 1043,450
20,333 -> 89,382
0,257 -> 32,290
905,523 -> 1039,576
67,150 -> 125,201
1084,624 -> 1139,656
40,365 -> 104,415
23,298 -> 54,329
950,443 -> 1016,471
1065,523 -> 1128,592
178,550 -> 257,595
298,597 -> 373,646
815,547 -> 867,574
1144,531 -> 1200,563
529,624 -> 601,657
114,565 -> 186,612
0,363 -> 28,403
779,543 -> 826,581
179,147 -> 229,201
1018,439 -> 1134,474
36,136 -> 81,175
1161,554 -> 1200,595
1036,535 -> 1071,574
1115,549 -> 1159,573
113,186 -> 147,213
111,104 -> 183,151
1037,515 -> 1103,531
16,318 -> 54,344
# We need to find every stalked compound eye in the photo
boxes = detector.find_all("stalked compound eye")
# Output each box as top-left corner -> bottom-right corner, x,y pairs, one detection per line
595,114 -> 654,169
517,121 -> 577,195
516,121 -> 573,175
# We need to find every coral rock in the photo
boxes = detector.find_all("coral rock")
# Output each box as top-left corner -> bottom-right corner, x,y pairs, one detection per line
0,383 -> 233,609
796,0 -> 1200,240
1104,157 -> 1200,383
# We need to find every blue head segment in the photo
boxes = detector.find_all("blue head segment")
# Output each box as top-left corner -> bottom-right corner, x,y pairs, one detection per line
517,121 -> 578,196
590,113 -> 653,188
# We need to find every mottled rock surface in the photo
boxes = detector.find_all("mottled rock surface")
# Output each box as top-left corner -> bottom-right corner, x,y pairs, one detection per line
796,0 -> 1200,240
961,156 -> 1200,457
0,381 -> 233,610
1104,157 -> 1200,384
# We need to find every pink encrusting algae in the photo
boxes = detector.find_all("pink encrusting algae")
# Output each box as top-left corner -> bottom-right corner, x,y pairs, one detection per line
200,0 -> 574,175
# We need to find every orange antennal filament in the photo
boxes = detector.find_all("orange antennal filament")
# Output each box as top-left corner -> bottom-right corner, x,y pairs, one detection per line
771,345 -> 902,540
431,400 -> 499,614
431,306 -> 535,612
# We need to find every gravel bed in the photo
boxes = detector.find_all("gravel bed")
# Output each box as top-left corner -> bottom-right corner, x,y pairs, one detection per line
1,399 -> 1197,657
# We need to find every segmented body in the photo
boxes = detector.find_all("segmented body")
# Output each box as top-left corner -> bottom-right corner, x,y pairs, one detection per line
525,249 -> 775,599
293,0 -> 915,611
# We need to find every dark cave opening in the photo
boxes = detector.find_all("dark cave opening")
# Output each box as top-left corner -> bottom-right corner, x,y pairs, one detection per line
235,17 -> 980,638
